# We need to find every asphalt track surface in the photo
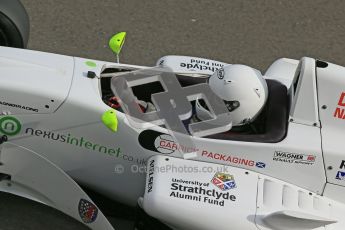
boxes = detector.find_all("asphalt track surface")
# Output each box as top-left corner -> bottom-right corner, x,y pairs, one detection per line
2,0 -> 345,229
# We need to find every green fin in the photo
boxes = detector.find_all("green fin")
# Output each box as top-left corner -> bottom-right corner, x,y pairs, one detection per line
102,109 -> 118,132
109,32 -> 126,55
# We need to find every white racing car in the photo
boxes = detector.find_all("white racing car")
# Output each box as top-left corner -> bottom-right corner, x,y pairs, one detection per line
2,2 -> 345,230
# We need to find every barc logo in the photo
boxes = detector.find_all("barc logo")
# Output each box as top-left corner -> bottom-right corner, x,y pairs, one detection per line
78,199 -> 98,223
0,116 -> 21,136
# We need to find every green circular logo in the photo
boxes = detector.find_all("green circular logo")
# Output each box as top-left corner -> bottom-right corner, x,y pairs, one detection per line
0,116 -> 21,136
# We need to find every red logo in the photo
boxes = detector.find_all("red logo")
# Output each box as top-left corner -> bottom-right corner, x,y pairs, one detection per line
307,155 -> 315,161
334,92 -> 345,119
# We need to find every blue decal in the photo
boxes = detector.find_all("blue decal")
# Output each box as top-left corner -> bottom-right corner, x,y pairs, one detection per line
336,171 -> 345,180
256,162 -> 266,169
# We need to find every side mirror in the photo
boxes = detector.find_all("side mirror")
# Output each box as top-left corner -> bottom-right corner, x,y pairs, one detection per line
109,32 -> 126,63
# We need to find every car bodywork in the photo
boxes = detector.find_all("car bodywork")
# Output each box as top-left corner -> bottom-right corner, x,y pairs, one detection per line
0,46 -> 345,229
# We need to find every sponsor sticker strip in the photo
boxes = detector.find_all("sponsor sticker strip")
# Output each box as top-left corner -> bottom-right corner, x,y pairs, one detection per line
169,173 -> 237,207
273,151 -> 316,165
0,101 -> 38,112
146,132 -> 267,169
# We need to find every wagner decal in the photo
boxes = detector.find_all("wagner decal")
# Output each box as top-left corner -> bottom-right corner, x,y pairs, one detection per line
147,160 -> 155,193
170,178 -> 236,207
0,101 -> 38,112
273,151 -> 316,165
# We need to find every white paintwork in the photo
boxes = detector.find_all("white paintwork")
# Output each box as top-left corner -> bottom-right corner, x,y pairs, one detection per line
0,46 -> 345,229
317,61 -> 345,188
255,177 -> 335,230
264,58 -> 299,89
289,57 -> 320,126
324,183 -> 345,204
0,46 -> 74,114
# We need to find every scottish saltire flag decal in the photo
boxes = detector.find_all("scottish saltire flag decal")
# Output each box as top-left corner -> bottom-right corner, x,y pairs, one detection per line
256,162 -> 266,168
78,199 -> 98,223
211,172 -> 236,191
